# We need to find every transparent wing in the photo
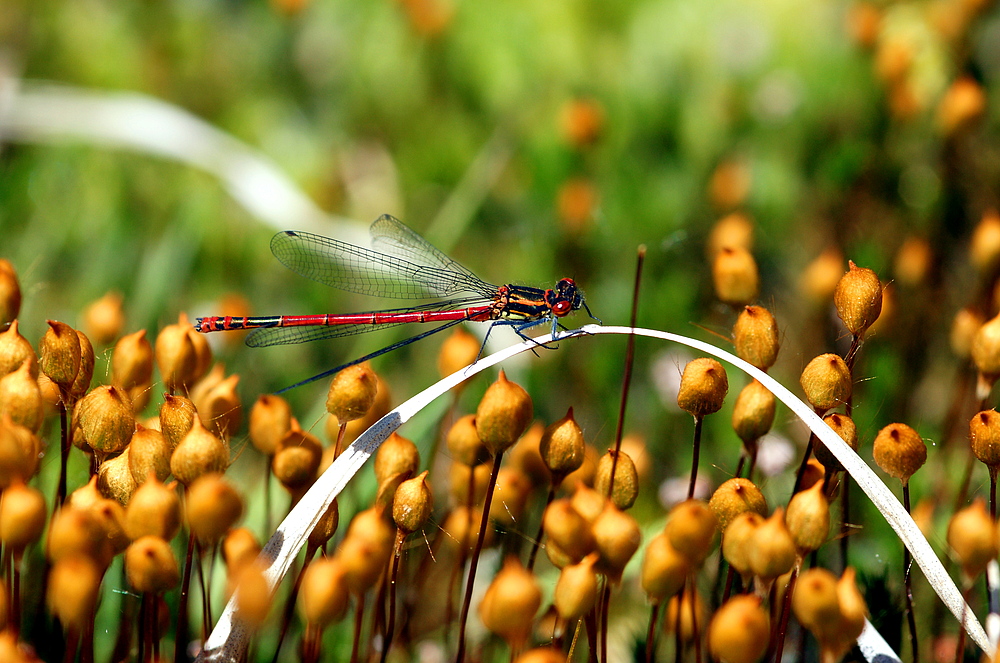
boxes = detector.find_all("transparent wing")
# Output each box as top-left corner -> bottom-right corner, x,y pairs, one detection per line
269,215 -> 496,300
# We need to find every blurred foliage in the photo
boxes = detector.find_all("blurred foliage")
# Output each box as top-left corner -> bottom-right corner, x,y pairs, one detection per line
3,0 -> 1000,659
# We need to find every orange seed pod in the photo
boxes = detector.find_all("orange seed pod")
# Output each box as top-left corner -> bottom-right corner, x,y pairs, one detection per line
476,370 -> 533,455
709,478 -> 767,532
125,536 -> 180,593
0,320 -> 37,379
785,481 -> 830,553
708,595 -> 770,663
326,363 -> 378,423
731,379 -> 775,445
733,306 -> 779,370
677,358 -> 728,417
799,354 -> 851,412
664,499 -> 718,567
446,414 -> 488,467
478,557 -> 542,648
39,320 -> 81,389
185,473 -> 244,544
47,556 -> 102,631
0,259 -> 21,327
82,291 -> 125,346
872,423 -> 926,486
712,246 -> 759,306
553,553 -> 600,620
947,498 -> 998,578
124,475 -> 181,541
248,394 -> 292,457
299,556 -> 350,626
76,385 -> 134,454
393,470 -> 433,534
539,408 -> 586,481
594,450 -> 639,510
833,262 -> 883,335
747,509 -> 796,582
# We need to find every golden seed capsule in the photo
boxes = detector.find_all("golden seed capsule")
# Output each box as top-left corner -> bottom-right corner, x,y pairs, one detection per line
170,416 -> 230,486
159,394 -> 197,452
339,508 -> 394,594
232,561 -> 271,627
69,330 -> 95,401
594,450 -> 639,510
951,308 -> 985,360
712,246 -> 759,306
128,425 -> 171,485
125,536 -> 180,593
570,481 -> 607,524
67,476 -> 103,511
326,364 -> 378,424
111,330 -> 154,393
0,359 -> 43,433
973,311 -> 1000,378
308,499 -> 340,550
938,77 -> 986,134
556,178 -> 598,233
947,498 -> 998,578
707,595 -> 769,663
82,291 -> 125,346
478,556 -> 542,648
785,481 -> 830,553
872,423 -> 926,485
709,478 -> 767,532
189,363 -> 224,411
972,209 -> 1000,273
0,259 -> 21,327
592,503 -> 642,581
76,385 -> 134,455
664,589 -> 707,642
836,568 -> 868,644
299,555 -> 350,626
46,506 -> 110,565
539,408 -> 586,480
375,432 -> 420,485
508,422 -> 549,486
747,509 -> 796,582
731,379 -> 775,445
791,567 -> 841,642
440,505 -> 493,552
0,414 -> 38,486
476,370 -> 533,455
0,481 -> 46,552
0,320 -> 37,379
450,461 -> 492,506
814,413 -> 858,472
799,354 -> 852,412
185,473 -> 244,544
197,374 -> 242,439
553,552 -> 600,621
393,470 -> 433,534
664,499 -> 718,567
155,318 -> 199,393
324,374 -> 391,449
39,320 -> 81,389
248,394 -> 292,457
640,532 -> 691,602
97,449 -> 137,505
706,211 -> 753,256
223,527 -> 261,574
560,444 -> 598,491
894,236 -> 933,287
733,306 -> 779,371
970,410 -> 1000,471
800,247 -> 845,304
124,475 -> 181,541
677,358 -> 728,417
438,326 -> 481,378
800,458 -> 826,491
47,556 -> 102,631
89,497 -> 130,557
833,262 -> 883,335
489,468 -> 532,526
561,97 -> 605,147
543,499 -> 597,564
272,424 -> 323,492
446,414 -> 488,467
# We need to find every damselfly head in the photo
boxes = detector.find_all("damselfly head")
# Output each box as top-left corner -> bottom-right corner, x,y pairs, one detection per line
548,278 -> 584,317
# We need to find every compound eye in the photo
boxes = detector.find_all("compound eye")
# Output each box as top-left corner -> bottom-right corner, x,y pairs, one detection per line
552,300 -> 572,316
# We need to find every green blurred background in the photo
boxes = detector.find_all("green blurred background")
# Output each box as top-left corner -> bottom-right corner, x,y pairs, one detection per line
2,0 -> 1000,656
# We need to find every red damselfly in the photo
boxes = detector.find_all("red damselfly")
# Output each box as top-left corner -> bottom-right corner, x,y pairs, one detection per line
195,215 -> 594,390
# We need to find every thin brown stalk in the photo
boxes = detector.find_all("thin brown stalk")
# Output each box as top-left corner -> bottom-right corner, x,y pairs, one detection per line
903,485 -> 919,663
687,416 -> 704,500
174,529 -> 195,663
526,484 -> 558,572
380,530 -> 406,663
454,451 -> 504,663
645,602 -> 661,663
770,563 -> 799,663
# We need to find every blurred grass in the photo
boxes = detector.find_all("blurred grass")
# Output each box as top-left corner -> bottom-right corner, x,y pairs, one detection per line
3,0 -> 1000,657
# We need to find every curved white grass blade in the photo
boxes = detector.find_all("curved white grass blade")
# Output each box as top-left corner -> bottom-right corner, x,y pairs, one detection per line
195,324 -> 990,660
